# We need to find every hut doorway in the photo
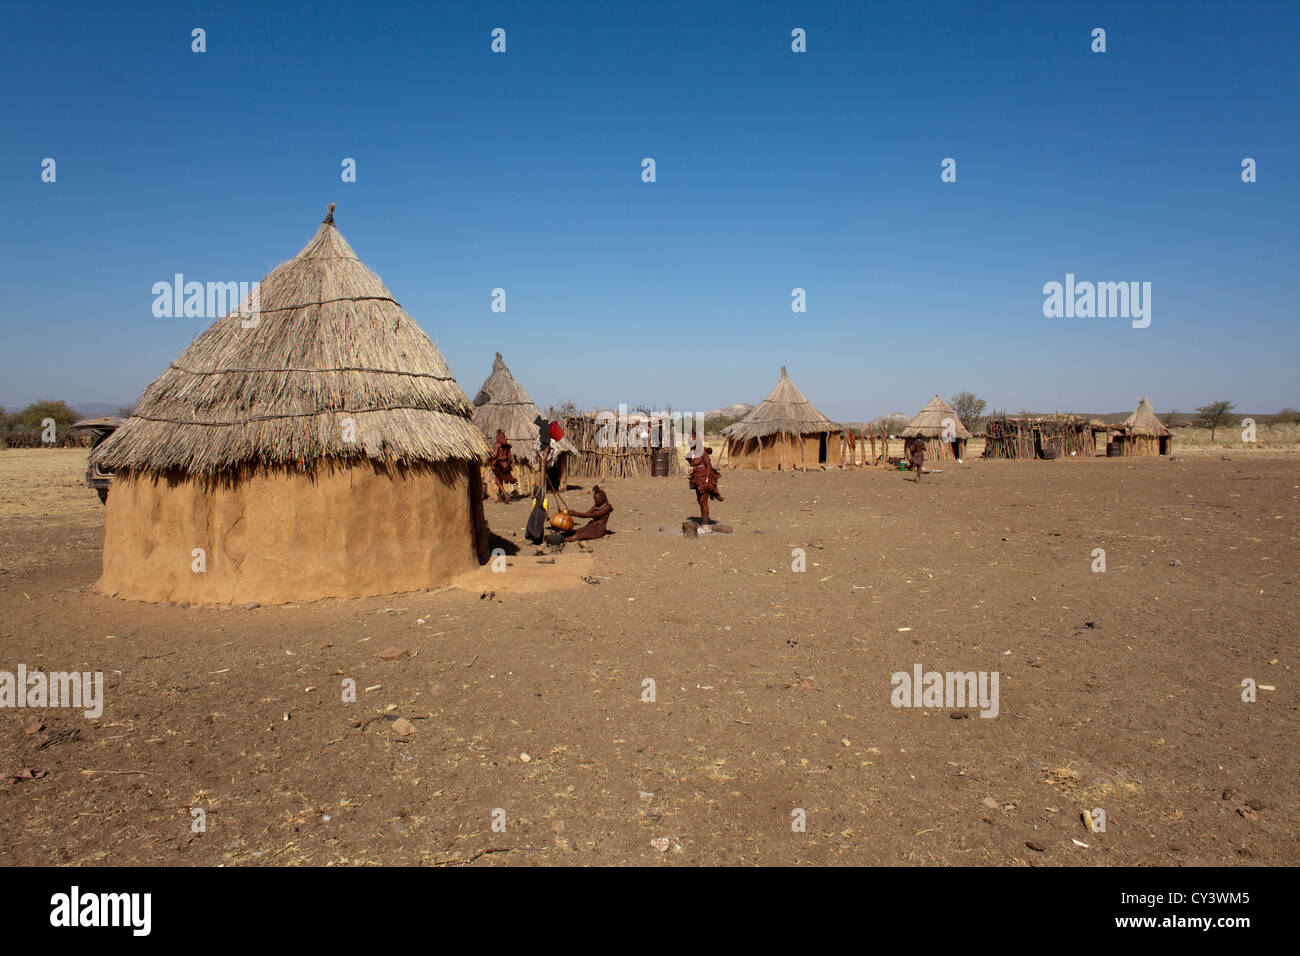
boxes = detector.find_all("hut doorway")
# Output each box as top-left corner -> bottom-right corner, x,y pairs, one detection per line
818,434 -> 828,464
1158,436 -> 1172,455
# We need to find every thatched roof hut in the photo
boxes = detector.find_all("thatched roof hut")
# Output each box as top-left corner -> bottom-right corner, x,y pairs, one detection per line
901,395 -> 973,461
93,205 -> 491,604
1111,397 -> 1172,456
721,366 -> 840,470
471,352 -> 575,487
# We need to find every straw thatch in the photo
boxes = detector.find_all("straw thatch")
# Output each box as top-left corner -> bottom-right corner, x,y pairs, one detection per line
1109,397 -> 1172,456
94,205 -> 488,478
901,395 -> 973,440
720,367 -> 839,442
1120,397 -> 1170,437
898,395 -> 973,461
471,353 -> 576,463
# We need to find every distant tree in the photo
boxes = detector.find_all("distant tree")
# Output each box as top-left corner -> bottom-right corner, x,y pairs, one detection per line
949,392 -> 987,432
1193,400 -> 1236,441
1162,408 -> 1178,426
16,399 -> 79,432
117,405 -> 136,418
0,405 -> 8,428
1276,407 -> 1300,424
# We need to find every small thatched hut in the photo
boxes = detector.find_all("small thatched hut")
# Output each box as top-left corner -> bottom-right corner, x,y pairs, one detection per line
92,205 -> 491,605
721,367 -> 841,470
982,413 -> 1099,459
471,352 -> 575,490
901,395 -> 973,461
1110,397 -> 1172,456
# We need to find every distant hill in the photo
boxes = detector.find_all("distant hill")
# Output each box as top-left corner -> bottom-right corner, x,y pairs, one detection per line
705,403 -> 753,420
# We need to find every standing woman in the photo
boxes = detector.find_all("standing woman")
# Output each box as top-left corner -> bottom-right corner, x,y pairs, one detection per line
687,433 -> 724,523
490,429 -> 515,502
906,437 -> 926,482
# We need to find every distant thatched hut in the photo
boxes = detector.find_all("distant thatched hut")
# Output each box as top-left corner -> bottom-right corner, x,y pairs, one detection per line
900,395 -> 973,461
721,367 -> 841,470
471,352 -> 575,490
92,206 -> 491,605
982,413 -> 1099,459
1110,397 -> 1172,456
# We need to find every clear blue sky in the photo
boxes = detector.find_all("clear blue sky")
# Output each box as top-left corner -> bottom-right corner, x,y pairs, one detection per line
2,0 -> 1296,420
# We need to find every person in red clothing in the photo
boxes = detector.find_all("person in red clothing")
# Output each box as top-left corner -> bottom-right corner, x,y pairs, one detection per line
564,485 -> 612,549
906,437 -> 926,482
686,432 -> 724,523
489,429 -> 515,502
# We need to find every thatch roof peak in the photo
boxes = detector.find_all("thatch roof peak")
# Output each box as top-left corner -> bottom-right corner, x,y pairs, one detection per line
721,367 -> 840,440
901,395 -> 973,439
1121,396 -> 1170,436
93,209 -> 489,477
471,353 -> 575,456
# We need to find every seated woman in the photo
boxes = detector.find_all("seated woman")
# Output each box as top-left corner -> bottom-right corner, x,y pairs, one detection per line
563,485 -> 612,550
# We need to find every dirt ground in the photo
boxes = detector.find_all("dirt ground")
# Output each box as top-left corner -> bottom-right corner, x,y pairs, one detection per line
0,447 -> 1295,866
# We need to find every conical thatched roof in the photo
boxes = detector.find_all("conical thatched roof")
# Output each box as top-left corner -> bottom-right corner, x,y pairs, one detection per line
471,353 -> 575,457
94,206 -> 489,477
721,366 -> 840,441
1121,397 -> 1169,437
901,395 -> 973,439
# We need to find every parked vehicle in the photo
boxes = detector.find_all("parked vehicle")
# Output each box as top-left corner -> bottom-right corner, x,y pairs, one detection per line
69,417 -> 124,503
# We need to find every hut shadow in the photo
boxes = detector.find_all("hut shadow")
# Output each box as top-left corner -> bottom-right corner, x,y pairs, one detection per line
486,531 -> 520,556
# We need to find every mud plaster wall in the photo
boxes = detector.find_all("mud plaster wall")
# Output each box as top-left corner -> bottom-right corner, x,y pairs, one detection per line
98,461 -> 482,604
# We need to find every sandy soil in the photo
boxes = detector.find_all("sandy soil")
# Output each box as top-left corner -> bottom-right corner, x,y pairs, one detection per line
0,448 -> 1295,865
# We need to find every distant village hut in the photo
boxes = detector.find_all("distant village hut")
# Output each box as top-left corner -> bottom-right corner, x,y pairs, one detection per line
471,352 -> 575,489
1110,397 -> 1172,456
92,206 -> 491,605
900,395 -> 973,461
721,367 -> 841,470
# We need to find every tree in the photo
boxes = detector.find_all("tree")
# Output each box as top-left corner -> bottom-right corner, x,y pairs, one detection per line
1162,408 -> 1178,427
949,392 -> 987,432
0,405 -> 8,428
16,399 -> 79,431
1276,407 -> 1300,424
117,405 -> 136,418
1193,400 -> 1236,441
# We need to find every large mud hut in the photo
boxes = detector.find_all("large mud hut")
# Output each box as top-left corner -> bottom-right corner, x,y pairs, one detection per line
721,366 -> 841,470
900,395 -> 973,461
471,352 -> 576,490
1110,397 -> 1173,456
92,206 -> 491,604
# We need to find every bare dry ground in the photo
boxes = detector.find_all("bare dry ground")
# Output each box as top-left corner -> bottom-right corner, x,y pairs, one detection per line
0,447 -> 1295,865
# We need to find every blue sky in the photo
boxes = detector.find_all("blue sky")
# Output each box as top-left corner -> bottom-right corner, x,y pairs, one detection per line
1,0 -> 1296,420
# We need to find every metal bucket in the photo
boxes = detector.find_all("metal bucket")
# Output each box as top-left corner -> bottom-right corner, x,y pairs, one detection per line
651,448 -> 672,477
